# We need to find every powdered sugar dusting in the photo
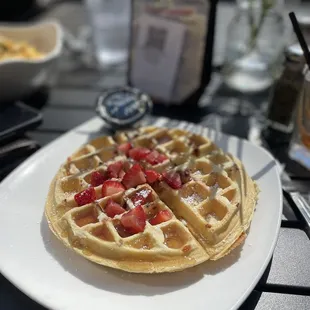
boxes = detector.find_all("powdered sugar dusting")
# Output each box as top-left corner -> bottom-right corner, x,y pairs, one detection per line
209,183 -> 219,200
182,193 -> 204,206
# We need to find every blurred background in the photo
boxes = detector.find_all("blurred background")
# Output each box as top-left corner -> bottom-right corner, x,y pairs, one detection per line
0,0 -> 309,171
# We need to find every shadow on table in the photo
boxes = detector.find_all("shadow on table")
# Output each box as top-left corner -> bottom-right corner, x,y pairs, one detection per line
0,273 -> 45,310
40,213 -> 242,296
238,290 -> 262,310
237,259 -> 273,309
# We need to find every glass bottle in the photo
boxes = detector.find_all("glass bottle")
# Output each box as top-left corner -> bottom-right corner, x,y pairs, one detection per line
289,67 -> 310,170
263,44 -> 305,143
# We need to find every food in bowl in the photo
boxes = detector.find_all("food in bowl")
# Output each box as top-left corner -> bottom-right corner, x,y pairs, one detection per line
0,20 -> 63,102
45,126 -> 259,273
0,35 -> 44,61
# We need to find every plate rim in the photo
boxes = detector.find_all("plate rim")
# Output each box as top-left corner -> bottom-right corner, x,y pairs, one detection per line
0,117 -> 283,310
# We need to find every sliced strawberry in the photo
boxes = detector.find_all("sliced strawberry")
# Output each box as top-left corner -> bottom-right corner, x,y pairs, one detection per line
157,153 -> 168,163
90,171 -> 107,187
102,180 -> 125,197
122,160 -> 132,172
74,187 -> 96,206
144,150 -> 159,165
120,205 -> 146,234
162,170 -> 182,189
128,147 -> 151,161
131,188 -> 153,206
122,163 -> 146,189
149,210 -> 172,225
118,142 -> 132,154
118,169 -> 126,179
107,161 -> 123,178
145,169 -> 161,183
145,150 -> 168,165
105,199 -> 126,218
114,223 -> 132,238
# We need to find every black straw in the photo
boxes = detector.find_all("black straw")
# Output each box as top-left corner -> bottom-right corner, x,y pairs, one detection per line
289,12 -> 310,70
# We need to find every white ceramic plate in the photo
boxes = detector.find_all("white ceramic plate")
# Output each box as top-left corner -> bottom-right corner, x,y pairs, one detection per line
0,117 -> 282,310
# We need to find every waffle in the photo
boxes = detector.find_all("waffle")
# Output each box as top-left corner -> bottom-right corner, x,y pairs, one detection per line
45,126 -> 259,273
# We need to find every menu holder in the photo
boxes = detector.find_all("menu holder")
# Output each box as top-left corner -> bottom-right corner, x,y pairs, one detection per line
128,0 -> 218,106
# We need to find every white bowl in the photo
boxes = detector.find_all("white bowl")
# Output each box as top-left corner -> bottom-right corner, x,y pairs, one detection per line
0,20 -> 63,103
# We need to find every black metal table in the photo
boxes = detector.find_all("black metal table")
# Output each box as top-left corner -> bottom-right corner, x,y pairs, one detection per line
1,71 -> 310,310
1,2 -> 310,310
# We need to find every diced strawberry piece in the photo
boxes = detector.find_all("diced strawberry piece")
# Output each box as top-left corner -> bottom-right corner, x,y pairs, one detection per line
122,161 -> 132,172
122,164 -> 146,189
162,170 -> 182,189
144,150 -> 159,165
118,142 -> 132,154
131,188 -> 153,206
107,161 -> 123,178
90,171 -> 107,187
145,169 -> 161,183
157,153 -> 168,163
149,210 -> 172,225
105,199 -> 126,218
102,180 -> 125,197
128,147 -> 151,161
114,223 -> 132,238
145,150 -> 168,165
118,169 -> 126,179
120,205 -> 146,234
74,187 -> 96,206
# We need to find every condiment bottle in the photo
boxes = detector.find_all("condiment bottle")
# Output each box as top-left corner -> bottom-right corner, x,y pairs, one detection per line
96,86 -> 152,131
263,44 -> 305,143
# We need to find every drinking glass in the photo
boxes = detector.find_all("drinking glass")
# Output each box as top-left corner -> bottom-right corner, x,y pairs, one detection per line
289,68 -> 310,170
84,0 -> 131,68
222,0 -> 285,94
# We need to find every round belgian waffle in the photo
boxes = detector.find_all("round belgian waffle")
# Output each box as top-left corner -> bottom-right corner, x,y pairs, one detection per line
45,126 -> 259,273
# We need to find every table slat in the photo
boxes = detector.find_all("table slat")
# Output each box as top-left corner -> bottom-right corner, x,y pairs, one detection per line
263,228 -> 310,288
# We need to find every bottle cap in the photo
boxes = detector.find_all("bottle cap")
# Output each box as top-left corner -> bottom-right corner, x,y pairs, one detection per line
96,87 -> 152,129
